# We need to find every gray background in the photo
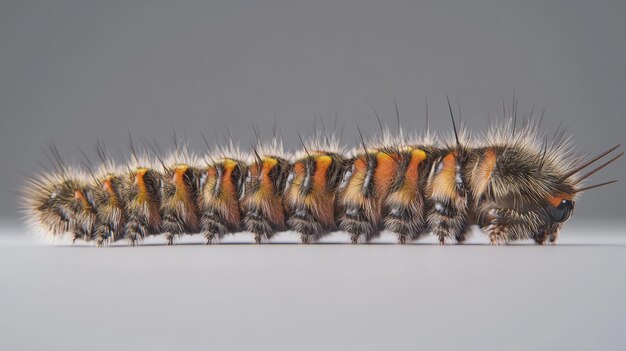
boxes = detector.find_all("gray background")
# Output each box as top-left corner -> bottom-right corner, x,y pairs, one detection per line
1,0 -> 625,222
1,1 -> 626,351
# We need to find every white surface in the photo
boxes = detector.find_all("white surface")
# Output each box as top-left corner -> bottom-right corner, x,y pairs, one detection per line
1,223 -> 626,350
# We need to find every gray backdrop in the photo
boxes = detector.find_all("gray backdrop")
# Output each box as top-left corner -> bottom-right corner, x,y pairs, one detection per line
2,3 -> 626,350
1,0 -> 625,223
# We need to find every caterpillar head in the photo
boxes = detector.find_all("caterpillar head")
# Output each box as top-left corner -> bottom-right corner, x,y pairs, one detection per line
470,144 -> 621,243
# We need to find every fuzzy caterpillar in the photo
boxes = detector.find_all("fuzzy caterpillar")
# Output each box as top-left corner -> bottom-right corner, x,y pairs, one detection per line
22,110 -> 622,246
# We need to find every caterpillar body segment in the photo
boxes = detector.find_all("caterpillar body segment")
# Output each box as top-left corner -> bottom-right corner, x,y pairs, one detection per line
199,157 -> 248,244
284,150 -> 346,243
91,172 -> 126,247
121,166 -> 163,245
160,162 -> 203,245
424,147 -> 473,245
240,142 -> 291,244
64,179 -> 98,244
381,146 -> 430,244
337,146 -> 408,244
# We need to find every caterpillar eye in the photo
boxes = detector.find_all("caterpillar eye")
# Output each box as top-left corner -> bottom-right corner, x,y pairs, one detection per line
548,200 -> 574,223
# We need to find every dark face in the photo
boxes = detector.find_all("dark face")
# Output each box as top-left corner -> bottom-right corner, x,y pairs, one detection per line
477,181 -> 576,240
465,144 -> 579,241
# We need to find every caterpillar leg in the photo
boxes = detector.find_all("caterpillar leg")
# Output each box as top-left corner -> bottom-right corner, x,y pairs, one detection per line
124,221 -> 146,246
70,228 -> 91,244
479,212 -> 510,245
533,231 -> 548,245
252,233 -> 272,244
70,230 -> 84,244
94,225 -> 118,247
94,231 -> 108,248
162,213 -> 187,246
348,233 -> 368,244
549,232 -> 559,244
288,211 -> 324,244
245,226 -> 272,244
127,235 -> 139,246
398,235 -> 407,245
200,223 -> 221,245
344,223 -> 374,244
200,211 -> 234,245
486,223 -> 508,245
243,209 -> 276,244
533,223 -> 563,245
454,226 -> 473,244
300,232 -> 322,244
548,223 -> 563,244
164,233 -> 177,245
427,204 -> 468,245
200,218 -> 219,245
385,205 -> 427,245
339,205 -> 377,244
95,236 -> 107,247
394,228 -> 429,245
432,221 -> 469,245
203,232 -> 218,245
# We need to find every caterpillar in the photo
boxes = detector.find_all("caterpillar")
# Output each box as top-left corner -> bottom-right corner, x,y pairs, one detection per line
22,102 -> 622,246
